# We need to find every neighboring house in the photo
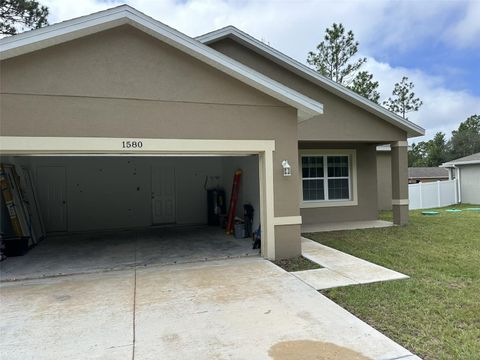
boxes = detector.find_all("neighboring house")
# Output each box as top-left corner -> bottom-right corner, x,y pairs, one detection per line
0,5 -> 424,260
408,167 -> 449,184
441,153 -> 480,205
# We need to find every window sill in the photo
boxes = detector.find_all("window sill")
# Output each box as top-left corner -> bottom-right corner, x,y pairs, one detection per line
300,199 -> 358,208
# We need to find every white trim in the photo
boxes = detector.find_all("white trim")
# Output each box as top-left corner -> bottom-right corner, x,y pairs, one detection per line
299,149 -> 358,208
392,199 -> 409,205
441,159 -> 480,167
262,150 -> 276,260
0,136 -> 277,259
390,141 -> 409,148
0,136 -> 275,155
273,216 -> 302,226
0,6 -> 323,122
197,26 -> 425,138
376,144 -> 412,151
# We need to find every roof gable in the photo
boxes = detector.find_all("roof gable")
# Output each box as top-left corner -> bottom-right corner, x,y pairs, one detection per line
0,5 -> 322,122
197,26 -> 425,138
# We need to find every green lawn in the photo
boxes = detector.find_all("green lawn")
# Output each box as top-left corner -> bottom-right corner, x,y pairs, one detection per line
304,205 -> 480,360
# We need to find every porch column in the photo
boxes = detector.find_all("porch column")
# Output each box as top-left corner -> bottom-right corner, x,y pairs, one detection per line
391,141 -> 409,225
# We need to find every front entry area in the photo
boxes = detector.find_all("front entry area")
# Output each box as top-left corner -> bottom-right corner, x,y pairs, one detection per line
1,154 -> 262,280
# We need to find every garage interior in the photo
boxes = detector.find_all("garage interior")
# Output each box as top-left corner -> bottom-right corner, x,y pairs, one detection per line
0,154 -> 261,281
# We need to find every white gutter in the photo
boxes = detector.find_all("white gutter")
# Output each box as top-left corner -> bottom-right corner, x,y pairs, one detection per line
441,160 -> 480,167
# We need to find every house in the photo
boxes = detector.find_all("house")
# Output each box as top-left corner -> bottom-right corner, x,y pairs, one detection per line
0,5 -> 424,261
408,167 -> 449,184
441,152 -> 480,205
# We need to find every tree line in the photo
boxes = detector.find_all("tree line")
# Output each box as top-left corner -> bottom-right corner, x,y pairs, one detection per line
409,115 -> 480,167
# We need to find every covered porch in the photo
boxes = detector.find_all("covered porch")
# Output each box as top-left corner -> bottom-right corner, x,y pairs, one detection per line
298,141 -> 409,228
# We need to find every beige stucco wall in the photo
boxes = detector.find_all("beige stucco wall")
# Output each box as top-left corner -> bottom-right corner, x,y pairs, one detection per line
208,38 -> 408,142
275,224 -> 301,259
0,25 -> 301,258
299,142 -> 379,224
208,37 -> 412,225
377,151 -> 393,210
459,165 -> 480,204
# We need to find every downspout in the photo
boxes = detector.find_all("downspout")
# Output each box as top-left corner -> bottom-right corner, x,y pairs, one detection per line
454,165 -> 461,204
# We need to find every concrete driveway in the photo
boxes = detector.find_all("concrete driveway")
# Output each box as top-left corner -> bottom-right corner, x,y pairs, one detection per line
0,257 -> 419,360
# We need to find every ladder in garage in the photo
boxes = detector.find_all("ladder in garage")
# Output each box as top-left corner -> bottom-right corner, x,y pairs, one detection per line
226,170 -> 242,235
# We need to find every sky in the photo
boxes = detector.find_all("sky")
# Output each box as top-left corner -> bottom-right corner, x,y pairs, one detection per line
40,0 -> 480,142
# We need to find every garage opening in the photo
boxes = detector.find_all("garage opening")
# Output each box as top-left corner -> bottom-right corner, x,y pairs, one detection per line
0,154 -> 261,280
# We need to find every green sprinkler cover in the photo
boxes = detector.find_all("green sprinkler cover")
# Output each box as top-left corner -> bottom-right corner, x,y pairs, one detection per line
422,211 -> 440,215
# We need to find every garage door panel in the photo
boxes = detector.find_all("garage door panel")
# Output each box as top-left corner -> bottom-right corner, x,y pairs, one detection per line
151,167 -> 176,224
36,166 -> 67,232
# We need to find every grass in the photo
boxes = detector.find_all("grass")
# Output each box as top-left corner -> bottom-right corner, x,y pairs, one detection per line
272,256 -> 321,272
303,204 -> 480,360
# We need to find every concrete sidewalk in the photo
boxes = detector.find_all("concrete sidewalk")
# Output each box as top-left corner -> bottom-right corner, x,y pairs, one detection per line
293,237 -> 409,290
302,220 -> 394,233
0,257 -> 420,360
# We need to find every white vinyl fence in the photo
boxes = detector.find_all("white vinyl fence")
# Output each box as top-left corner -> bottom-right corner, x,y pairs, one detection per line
409,179 -> 458,210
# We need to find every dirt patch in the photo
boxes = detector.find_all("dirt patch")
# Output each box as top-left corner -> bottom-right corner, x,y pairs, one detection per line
272,256 -> 321,272
269,340 -> 371,360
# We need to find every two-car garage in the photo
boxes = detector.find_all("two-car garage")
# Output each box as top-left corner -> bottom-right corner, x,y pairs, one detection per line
0,138 -> 276,280
0,11 -> 310,270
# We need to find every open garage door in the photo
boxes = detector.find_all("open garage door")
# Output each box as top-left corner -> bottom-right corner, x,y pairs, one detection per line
0,152 -> 266,280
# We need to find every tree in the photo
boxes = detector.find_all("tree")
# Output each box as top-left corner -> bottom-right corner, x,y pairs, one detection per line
0,0 -> 49,36
448,114 -> 480,159
408,142 -> 430,167
408,133 -> 448,167
409,143 -> 426,167
348,70 -> 380,103
307,23 -> 366,86
383,76 -> 423,119
426,132 -> 448,166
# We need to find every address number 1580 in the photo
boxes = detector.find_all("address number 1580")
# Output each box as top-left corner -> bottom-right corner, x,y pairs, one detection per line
122,141 -> 143,149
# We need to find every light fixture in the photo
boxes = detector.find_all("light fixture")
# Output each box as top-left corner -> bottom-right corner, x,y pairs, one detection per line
281,160 -> 292,177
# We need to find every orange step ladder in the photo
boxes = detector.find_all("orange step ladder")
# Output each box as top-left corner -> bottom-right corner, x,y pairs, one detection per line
226,170 -> 242,235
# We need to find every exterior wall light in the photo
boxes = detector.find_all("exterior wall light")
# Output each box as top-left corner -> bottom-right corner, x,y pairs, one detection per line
282,160 -> 292,176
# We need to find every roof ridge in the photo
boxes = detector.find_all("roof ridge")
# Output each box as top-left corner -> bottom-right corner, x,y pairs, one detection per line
197,26 -> 425,138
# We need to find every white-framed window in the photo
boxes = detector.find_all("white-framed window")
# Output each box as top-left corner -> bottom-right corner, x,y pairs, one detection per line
300,149 -> 357,207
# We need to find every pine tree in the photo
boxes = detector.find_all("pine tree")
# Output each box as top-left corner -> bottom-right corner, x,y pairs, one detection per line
383,77 -> 423,119
348,71 -> 380,103
0,0 -> 49,35
307,23 -> 366,86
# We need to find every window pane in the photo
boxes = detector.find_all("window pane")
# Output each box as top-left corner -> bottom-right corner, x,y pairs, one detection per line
303,179 -> 324,200
327,156 -> 349,177
328,179 -> 349,200
302,156 -> 323,178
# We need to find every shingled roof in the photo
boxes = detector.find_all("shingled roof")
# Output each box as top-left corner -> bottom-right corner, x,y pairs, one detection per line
441,152 -> 480,167
408,167 -> 449,179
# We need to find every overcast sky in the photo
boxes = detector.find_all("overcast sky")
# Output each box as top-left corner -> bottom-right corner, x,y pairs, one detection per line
41,0 -> 480,142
